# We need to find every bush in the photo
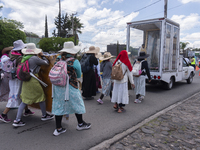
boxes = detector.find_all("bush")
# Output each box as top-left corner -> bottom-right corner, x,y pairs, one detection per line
38,36 -> 76,52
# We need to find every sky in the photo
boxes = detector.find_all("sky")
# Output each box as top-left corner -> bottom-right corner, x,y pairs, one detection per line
0,0 -> 200,52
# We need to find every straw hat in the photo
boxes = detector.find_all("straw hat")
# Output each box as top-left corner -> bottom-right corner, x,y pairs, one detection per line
12,40 -> 26,51
2,47 -> 13,55
99,52 -> 115,61
86,46 -> 100,54
58,41 -> 81,54
95,52 -> 102,59
22,43 -> 42,55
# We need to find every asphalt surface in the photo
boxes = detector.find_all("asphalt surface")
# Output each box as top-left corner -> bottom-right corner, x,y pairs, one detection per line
0,71 -> 200,150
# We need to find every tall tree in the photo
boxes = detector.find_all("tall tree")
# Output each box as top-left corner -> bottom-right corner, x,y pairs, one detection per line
45,15 -> 48,38
52,13 -> 83,41
180,42 -> 189,50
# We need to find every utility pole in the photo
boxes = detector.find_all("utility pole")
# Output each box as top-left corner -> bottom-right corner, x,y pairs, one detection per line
164,0 -> 168,18
58,0 -> 61,37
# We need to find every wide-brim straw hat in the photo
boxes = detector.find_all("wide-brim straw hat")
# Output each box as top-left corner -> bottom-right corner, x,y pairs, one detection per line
12,40 -> 27,51
95,52 -> 102,59
86,46 -> 100,54
22,43 -> 42,55
99,52 -> 115,61
58,41 -> 81,54
136,52 -> 149,59
2,47 -> 13,55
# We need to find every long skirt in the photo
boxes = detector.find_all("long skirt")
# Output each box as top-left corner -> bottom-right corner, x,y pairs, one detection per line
52,84 -> 86,115
111,82 -> 129,104
134,75 -> 146,96
102,78 -> 112,96
82,69 -> 96,97
21,77 -> 46,105
0,77 -> 9,102
6,78 -> 22,108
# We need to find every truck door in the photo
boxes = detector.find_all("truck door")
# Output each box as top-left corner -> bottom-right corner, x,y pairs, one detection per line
182,59 -> 190,79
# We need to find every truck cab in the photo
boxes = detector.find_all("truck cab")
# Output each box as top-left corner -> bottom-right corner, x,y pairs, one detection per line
126,18 -> 195,89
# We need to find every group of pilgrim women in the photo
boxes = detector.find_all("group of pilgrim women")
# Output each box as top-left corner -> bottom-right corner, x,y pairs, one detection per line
0,40 -> 151,136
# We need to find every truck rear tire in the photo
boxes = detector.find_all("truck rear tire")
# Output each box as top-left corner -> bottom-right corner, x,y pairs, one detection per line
163,77 -> 174,90
186,73 -> 193,84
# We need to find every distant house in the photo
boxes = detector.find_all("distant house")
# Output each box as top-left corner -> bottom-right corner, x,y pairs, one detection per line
107,43 -> 126,56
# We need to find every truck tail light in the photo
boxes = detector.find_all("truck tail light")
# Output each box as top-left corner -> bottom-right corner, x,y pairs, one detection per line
157,76 -> 161,79
154,75 -> 157,79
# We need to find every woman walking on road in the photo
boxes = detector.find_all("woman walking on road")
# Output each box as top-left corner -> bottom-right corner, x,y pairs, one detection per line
111,50 -> 135,113
97,52 -> 114,104
51,41 -> 91,136
82,46 -> 98,100
0,40 -> 34,123
12,43 -> 54,127
133,52 -> 151,103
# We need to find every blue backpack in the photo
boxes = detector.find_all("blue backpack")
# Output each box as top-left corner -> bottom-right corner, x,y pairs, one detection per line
80,54 -> 91,73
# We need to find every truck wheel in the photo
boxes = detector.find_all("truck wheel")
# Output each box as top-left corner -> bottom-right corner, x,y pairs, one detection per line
187,73 -> 193,84
163,78 -> 174,90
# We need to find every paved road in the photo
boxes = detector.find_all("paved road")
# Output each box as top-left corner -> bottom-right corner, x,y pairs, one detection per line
0,71 -> 200,150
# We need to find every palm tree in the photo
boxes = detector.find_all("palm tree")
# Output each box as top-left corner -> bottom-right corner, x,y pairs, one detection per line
180,42 -> 189,50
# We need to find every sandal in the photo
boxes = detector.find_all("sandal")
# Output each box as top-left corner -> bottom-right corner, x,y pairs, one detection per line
113,103 -> 118,109
117,107 -> 124,113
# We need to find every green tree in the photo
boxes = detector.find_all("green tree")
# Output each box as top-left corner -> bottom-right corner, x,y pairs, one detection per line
45,15 -> 48,38
38,36 -> 75,52
180,42 -> 189,50
0,18 -> 26,51
52,13 -> 83,42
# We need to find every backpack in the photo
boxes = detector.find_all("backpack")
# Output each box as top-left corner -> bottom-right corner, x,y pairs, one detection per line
80,54 -> 91,73
111,62 -> 127,80
49,58 -> 74,86
16,60 -> 32,81
132,60 -> 145,77
2,59 -> 17,80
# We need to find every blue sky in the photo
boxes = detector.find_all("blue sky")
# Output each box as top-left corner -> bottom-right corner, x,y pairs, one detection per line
0,0 -> 200,51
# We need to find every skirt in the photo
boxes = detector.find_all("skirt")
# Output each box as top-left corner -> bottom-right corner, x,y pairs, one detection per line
111,82 -> 129,104
102,78 -> 112,96
21,77 -> 46,105
52,84 -> 86,116
6,78 -> 22,108
134,75 -> 146,96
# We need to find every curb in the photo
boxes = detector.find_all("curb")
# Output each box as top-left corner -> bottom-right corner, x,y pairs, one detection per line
89,92 -> 200,150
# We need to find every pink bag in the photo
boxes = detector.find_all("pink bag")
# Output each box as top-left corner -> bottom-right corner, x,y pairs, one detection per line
49,58 -> 73,86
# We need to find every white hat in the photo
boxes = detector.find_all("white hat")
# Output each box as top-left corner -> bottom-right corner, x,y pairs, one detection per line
99,52 -> 115,61
95,52 -> 102,59
22,43 -> 42,55
12,40 -> 26,51
86,46 -> 100,54
58,41 -> 81,54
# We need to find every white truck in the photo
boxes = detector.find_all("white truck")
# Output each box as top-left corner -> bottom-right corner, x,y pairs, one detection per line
126,17 -> 195,89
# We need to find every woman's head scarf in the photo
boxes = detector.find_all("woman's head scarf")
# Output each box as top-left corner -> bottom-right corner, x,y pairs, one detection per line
112,50 -> 132,71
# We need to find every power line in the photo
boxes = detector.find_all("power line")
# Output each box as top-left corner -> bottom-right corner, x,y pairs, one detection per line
94,0 -> 161,27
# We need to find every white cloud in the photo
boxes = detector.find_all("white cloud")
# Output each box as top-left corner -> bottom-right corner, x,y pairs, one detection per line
101,0 -> 110,5
178,0 -> 200,4
171,13 -> 200,30
113,0 -> 124,4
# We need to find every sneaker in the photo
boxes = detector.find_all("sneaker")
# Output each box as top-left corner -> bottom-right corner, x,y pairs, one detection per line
134,99 -> 141,104
23,109 -> 35,117
76,121 -> 91,131
0,114 -> 11,123
97,99 -> 103,104
138,96 -> 144,101
12,120 -> 25,127
41,113 -> 54,121
53,128 -> 66,136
